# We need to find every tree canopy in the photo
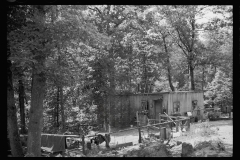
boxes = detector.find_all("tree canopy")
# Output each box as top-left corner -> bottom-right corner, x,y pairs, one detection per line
7,5 -> 232,157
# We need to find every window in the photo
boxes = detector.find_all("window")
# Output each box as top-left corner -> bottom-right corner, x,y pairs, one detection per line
173,101 -> 180,113
141,100 -> 148,110
192,100 -> 198,110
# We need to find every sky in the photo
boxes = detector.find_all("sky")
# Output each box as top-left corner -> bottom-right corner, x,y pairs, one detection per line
195,5 -> 232,41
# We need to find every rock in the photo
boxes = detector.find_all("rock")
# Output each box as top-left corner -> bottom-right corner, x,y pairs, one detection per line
207,153 -> 218,157
217,142 -> 225,151
55,154 -> 62,157
218,152 -> 232,157
111,150 -> 118,155
170,145 -> 182,157
137,143 -> 172,157
181,142 -> 194,157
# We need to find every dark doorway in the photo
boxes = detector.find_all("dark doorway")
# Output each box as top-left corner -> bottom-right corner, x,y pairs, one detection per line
154,99 -> 162,119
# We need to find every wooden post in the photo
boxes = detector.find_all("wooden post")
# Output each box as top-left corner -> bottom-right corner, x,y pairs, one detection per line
160,127 -> 166,140
138,125 -> 142,143
108,124 -> 111,133
86,142 -> 92,150
159,113 -> 161,123
105,134 -> 110,148
187,118 -> 190,131
78,133 -> 81,148
137,111 -> 142,143
82,135 -> 86,155
176,121 -> 179,132
136,111 -> 139,124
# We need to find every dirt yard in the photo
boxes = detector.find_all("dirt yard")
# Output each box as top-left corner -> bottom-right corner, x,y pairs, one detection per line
170,120 -> 233,157
63,120 -> 232,157
98,120 -> 233,157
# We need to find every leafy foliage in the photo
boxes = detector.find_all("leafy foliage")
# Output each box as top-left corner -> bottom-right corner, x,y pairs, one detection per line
7,5 -> 232,156
204,69 -> 232,108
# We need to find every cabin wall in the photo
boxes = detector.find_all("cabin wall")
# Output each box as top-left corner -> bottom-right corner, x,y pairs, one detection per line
167,92 -> 204,116
128,92 -> 204,118
129,94 -> 167,117
110,92 -> 204,127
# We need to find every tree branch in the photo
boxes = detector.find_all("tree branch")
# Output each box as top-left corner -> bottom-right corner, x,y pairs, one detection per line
175,27 -> 190,52
177,42 -> 188,57
88,7 -> 104,19
190,18 -> 195,50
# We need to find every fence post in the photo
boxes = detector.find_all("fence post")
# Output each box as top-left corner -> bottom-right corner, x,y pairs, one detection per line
105,134 -> 110,148
159,113 -> 161,123
82,135 -> 86,155
137,111 -> 142,143
187,118 -> 190,131
108,124 -> 111,133
176,121 -> 179,132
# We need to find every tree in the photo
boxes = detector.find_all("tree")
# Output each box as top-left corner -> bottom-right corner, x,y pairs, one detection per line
160,5 -> 203,90
204,69 -> 232,108
146,8 -> 176,91
7,5 -> 233,157
18,78 -> 27,134
7,59 -> 24,157
7,5 -> 30,157
25,6 -> 49,157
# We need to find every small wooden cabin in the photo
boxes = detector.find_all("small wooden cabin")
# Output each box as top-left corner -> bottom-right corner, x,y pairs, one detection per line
111,91 -> 204,126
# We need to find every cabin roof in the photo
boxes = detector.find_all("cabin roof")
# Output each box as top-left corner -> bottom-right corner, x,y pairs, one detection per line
114,90 -> 203,96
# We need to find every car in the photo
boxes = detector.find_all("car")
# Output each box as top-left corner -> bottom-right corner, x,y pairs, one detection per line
205,107 -> 221,120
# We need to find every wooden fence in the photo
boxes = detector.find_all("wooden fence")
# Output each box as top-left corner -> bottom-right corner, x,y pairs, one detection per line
39,113 -> 191,155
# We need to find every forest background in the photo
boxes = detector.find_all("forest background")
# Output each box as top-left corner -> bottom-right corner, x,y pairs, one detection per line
7,5 -> 232,156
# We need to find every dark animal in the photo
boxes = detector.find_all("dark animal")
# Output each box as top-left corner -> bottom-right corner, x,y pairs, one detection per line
90,134 -> 106,146
90,134 -> 111,148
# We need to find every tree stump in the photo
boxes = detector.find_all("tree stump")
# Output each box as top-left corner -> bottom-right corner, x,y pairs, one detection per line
181,142 -> 194,157
104,134 -> 110,148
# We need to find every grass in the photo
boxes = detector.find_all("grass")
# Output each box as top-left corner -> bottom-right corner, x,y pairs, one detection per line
185,122 -> 217,138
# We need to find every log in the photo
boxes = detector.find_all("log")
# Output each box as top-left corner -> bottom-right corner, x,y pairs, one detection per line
115,142 -> 133,150
164,112 -> 176,125
149,125 -> 160,130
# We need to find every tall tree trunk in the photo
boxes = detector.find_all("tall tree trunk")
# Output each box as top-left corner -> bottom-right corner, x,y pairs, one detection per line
128,98 -> 131,125
56,86 -> 59,128
53,106 -> 55,126
104,96 -> 109,132
202,66 -> 205,91
97,99 -> 104,130
167,61 -> 175,91
128,45 -> 133,92
60,86 -> 65,132
162,34 -> 175,91
26,6 -> 47,156
109,59 -> 116,127
103,96 -> 106,131
189,61 -> 195,91
120,97 -> 123,128
7,60 -> 24,157
27,56 -> 46,157
110,96 -> 115,127
142,53 -> 147,93
18,79 -> 27,134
